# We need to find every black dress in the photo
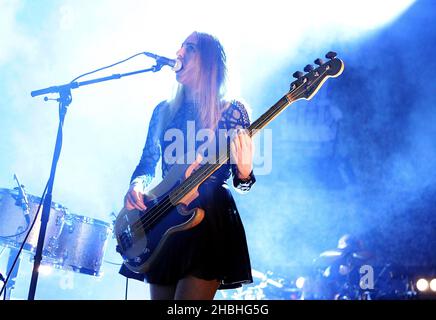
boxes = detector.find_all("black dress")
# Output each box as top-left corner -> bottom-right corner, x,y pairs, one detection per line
119,100 -> 256,289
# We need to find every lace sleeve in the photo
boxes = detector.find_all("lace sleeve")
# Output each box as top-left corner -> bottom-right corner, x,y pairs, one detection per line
223,100 -> 256,193
130,101 -> 165,189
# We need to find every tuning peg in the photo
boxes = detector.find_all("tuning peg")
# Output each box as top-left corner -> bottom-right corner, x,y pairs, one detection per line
304,64 -> 314,72
325,51 -> 337,59
314,58 -> 324,66
290,80 -> 299,90
293,71 -> 304,79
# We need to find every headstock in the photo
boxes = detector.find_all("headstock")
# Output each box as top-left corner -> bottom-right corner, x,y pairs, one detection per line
288,51 -> 344,102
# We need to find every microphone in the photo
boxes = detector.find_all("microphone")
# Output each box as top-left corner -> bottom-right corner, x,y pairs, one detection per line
13,174 -> 30,224
143,52 -> 182,72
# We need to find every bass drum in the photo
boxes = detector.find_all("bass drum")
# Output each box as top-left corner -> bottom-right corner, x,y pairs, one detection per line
49,213 -> 113,276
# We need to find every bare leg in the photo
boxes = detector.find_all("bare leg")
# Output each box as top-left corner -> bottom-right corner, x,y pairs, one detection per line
175,275 -> 220,300
150,283 -> 177,300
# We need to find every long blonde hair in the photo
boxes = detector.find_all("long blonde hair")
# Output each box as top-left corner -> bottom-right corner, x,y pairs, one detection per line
167,32 -> 228,130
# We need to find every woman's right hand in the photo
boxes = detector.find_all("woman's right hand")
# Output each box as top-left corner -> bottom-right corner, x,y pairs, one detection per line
124,183 -> 147,211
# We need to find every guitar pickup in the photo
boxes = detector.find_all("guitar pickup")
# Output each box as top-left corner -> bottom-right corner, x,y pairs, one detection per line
118,230 -> 133,252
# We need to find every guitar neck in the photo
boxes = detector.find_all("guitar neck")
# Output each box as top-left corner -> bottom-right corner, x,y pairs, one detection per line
248,95 -> 291,136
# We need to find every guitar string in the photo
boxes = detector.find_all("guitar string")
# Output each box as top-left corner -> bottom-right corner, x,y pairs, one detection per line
124,66 -> 332,237
127,67 -> 329,236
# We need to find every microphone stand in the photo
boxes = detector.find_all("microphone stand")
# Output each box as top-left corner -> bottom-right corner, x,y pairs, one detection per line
28,62 -> 166,300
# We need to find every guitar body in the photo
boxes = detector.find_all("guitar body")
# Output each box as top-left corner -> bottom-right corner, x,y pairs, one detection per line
115,160 -> 205,273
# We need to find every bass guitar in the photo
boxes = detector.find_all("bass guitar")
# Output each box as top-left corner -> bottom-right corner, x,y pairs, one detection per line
115,52 -> 344,273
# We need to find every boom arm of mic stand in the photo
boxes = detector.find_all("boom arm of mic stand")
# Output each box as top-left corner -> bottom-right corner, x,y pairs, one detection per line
31,66 -> 160,98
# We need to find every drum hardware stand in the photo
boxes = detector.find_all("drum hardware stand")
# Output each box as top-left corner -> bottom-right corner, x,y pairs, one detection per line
28,59 -> 169,300
13,174 -> 31,225
3,247 -> 22,300
0,228 -> 29,300
0,176 -> 33,300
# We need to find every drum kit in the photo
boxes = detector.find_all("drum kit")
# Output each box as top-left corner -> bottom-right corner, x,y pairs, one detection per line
226,234 -> 415,300
300,237 -> 415,300
0,184 -> 113,299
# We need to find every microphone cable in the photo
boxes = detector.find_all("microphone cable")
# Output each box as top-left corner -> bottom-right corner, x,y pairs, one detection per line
70,52 -> 150,83
0,271 -> 5,300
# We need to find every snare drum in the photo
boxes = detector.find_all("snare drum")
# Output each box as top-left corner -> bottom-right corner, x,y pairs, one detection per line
49,213 -> 112,276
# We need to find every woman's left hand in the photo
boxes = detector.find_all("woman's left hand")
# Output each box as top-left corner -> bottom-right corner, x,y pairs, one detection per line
230,128 -> 254,179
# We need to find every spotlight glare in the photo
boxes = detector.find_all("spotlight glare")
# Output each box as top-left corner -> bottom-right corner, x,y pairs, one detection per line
430,279 -> 436,292
38,264 -> 53,276
295,277 -> 305,289
416,278 -> 429,292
